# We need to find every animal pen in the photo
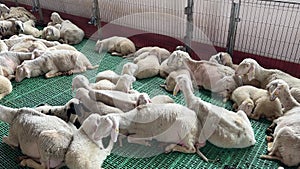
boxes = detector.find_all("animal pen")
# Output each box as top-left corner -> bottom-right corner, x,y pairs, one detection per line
0,0 -> 299,168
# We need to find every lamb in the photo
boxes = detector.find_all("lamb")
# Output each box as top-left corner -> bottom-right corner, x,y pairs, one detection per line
231,85 -> 282,121
72,74 -> 136,93
49,12 -> 84,44
132,46 -> 170,63
0,51 -> 32,79
174,74 -> 256,148
23,20 -> 42,38
0,4 -> 10,18
15,50 -> 98,82
209,52 -> 238,70
161,69 -> 191,92
235,58 -> 300,103
2,7 -> 36,22
0,19 -> 24,39
9,39 -> 47,52
89,89 -> 151,112
41,25 -> 61,41
260,79 -> 300,167
168,50 -> 242,102
98,103 -> 209,161
0,75 -> 12,99
151,95 -> 174,104
74,88 -> 124,123
0,40 -> 8,52
95,36 -> 136,56
135,52 -> 160,79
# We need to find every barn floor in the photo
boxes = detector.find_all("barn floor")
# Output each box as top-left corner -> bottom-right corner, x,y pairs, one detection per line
0,39 -> 294,169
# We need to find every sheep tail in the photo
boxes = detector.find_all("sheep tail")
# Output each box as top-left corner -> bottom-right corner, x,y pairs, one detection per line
0,104 -> 18,124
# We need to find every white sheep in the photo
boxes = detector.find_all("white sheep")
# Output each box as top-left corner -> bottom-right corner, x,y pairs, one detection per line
2,7 -> 36,22
72,74 -> 136,93
260,79 -> 300,167
9,39 -> 47,52
161,69 -> 191,92
15,50 -> 98,82
168,50 -> 242,102
0,40 -> 8,52
75,88 -> 124,123
0,51 -> 32,79
135,52 -> 160,79
0,4 -> 9,18
89,89 -> 151,112
95,36 -> 136,56
42,25 -> 61,41
209,52 -> 238,70
132,46 -> 170,63
100,103 -> 209,161
235,58 -> 300,103
0,75 -> 12,99
231,85 -> 282,121
150,95 -> 174,104
49,12 -> 84,45
23,19 -> 42,38
174,74 -> 256,148
0,19 -> 24,39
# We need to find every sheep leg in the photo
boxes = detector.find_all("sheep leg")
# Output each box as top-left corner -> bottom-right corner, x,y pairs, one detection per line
127,136 -> 152,146
2,136 -> 18,148
45,70 -> 62,78
260,154 -> 283,162
20,158 -> 46,169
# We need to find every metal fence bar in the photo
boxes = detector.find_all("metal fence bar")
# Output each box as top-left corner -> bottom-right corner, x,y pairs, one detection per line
184,0 -> 194,53
226,0 -> 241,56
31,0 -> 44,25
90,0 -> 102,40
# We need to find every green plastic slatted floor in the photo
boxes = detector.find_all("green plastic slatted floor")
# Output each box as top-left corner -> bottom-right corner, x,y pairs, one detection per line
0,39 -> 294,169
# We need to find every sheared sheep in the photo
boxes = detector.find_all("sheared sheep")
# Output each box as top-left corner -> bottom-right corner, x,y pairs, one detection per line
0,19 -> 24,39
0,75 -> 12,99
95,36 -> 136,56
49,12 -> 84,44
132,46 -> 170,63
168,50 -> 242,102
9,39 -> 47,52
235,58 -> 300,103
23,20 -> 42,38
100,103 -> 209,161
260,79 -> 300,167
161,69 -> 191,92
135,52 -> 160,79
174,74 -> 256,148
231,85 -> 282,121
15,50 -> 98,82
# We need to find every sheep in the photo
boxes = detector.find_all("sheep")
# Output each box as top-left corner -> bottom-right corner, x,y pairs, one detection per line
168,50 -> 242,102
151,95 -> 174,104
23,19 -> 42,38
135,52 -> 160,79
95,62 -> 138,84
0,51 -> 33,79
0,19 -> 24,39
9,39 -> 47,52
42,25 -> 61,41
209,52 -> 238,70
99,103 -> 209,162
0,75 -> 12,99
0,4 -> 10,18
95,36 -> 136,56
132,46 -> 170,63
231,85 -> 283,121
49,12 -> 84,45
15,50 -> 98,82
235,58 -> 300,103
174,74 -> 256,148
89,89 -> 151,112
161,69 -> 191,92
0,40 -> 8,52
72,74 -> 136,93
2,7 -> 36,22
260,79 -> 300,167
74,88 -> 124,123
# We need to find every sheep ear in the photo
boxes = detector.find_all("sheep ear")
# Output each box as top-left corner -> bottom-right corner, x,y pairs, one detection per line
198,113 -> 221,144
247,63 -> 255,81
173,83 -> 180,96
109,116 -> 119,143
24,67 -> 30,78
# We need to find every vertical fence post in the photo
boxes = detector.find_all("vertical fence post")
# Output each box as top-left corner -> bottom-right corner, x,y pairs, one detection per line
14,0 -> 18,6
184,0 -> 194,54
89,0 -> 102,40
226,0 -> 241,56
32,0 -> 44,25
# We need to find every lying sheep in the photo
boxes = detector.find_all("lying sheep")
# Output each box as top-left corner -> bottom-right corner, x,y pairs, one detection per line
3,7 -> 36,22
135,52 -> 160,79
161,69 -> 191,92
168,50 -> 242,102
0,4 -> 9,18
42,25 -> 61,41
99,103 -> 209,161
23,20 -> 42,38
95,36 -> 136,56
150,95 -> 174,104
0,75 -> 12,99
15,50 -> 98,82
75,88 -> 124,123
9,39 -> 47,52
209,52 -> 238,70
49,12 -> 84,44
0,40 -> 8,52
0,51 -> 32,79
174,74 -> 256,148
260,79 -> 300,167
72,74 -> 136,93
231,85 -> 282,121
132,46 -> 170,63
235,58 -> 300,103
0,19 -> 24,39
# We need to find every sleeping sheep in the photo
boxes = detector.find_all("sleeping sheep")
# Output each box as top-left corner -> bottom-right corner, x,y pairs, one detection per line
95,36 -> 136,56
0,19 -> 24,39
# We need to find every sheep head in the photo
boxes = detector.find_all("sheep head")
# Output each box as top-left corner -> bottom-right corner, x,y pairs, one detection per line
235,58 -> 257,81
167,51 -> 191,69
122,62 -> 138,76
14,20 -> 24,33
72,75 -> 90,91
136,93 -> 151,106
50,12 -> 63,24
15,63 -> 30,82
266,79 -> 289,101
174,74 -> 194,96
